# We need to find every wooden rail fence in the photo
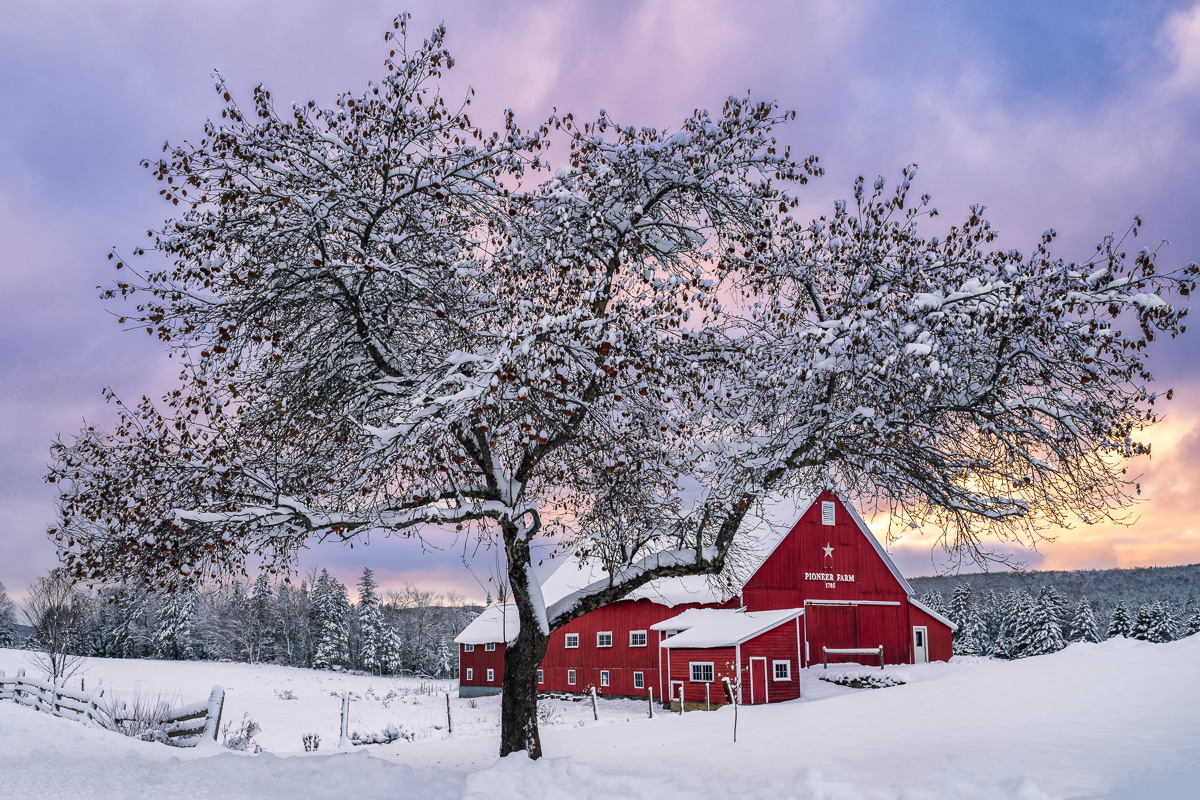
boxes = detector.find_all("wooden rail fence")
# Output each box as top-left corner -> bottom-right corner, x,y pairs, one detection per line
0,667 -> 224,747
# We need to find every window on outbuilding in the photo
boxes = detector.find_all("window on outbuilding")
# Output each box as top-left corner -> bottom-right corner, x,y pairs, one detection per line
538,670 -> 544,684
690,662 -> 714,683
565,633 -> 579,649
597,631 -> 613,647
485,642 -> 496,651
633,671 -> 644,689
466,668 -> 473,680
629,630 -> 647,647
600,670 -> 610,687
487,668 -> 494,682
464,644 -> 474,652
567,669 -> 576,685
773,660 -> 791,681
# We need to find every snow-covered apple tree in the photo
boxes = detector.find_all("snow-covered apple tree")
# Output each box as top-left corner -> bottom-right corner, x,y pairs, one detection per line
47,16 -> 1196,757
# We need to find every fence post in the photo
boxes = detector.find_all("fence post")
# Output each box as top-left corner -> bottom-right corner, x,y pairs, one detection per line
339,692 -> 351,748
201,686 -> 225,745
445,692 -> 452,735
590,686 -> 598,721
647,687 -> 653,719
705,683 -> 710,712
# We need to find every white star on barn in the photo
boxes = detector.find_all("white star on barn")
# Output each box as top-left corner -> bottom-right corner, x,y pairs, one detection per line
823,543 -> 834,558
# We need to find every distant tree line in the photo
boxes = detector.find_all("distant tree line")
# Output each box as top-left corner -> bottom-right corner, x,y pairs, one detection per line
0,570 -> 480,678
920,583 -> 1200,659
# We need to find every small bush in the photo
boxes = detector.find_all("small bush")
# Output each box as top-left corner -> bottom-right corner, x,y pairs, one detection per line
222,712 -> 263,753
818,672 -> 905,689
537,700 -> 564,726
274,689 -> 297,700
302,733 -> 320,752
466,698 -> 479,709
350,723 -> 412,745
101,690 -> 176,741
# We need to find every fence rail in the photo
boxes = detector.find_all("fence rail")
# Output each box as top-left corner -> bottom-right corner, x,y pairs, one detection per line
0,668 -> 224,747
822,645 -> 885,670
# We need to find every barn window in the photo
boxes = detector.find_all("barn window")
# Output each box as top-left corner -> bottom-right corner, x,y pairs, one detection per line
565,633 -> 579,649
629,630 -> 647,647
485,642 -> 496,651
597,631 -> 613,648
773,660 -> 792,681
600,670 -> 610,687
466,668 -> 473,680
690,662 -> 714,683
487,668 -> 495,682
464,644 -> 474,652
821,501 -> 835,526
537,670 -> 544,684
633,671 -> 644,689
567,669 -> 577,685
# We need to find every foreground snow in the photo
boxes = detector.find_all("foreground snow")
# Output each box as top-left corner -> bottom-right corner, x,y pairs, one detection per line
2,636 -> 1198,798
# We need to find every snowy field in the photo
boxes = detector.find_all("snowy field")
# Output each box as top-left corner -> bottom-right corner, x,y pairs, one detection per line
2,636 -> 1198,799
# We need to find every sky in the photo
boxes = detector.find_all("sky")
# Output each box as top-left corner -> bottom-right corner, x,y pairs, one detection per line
2,0 -> 1199,601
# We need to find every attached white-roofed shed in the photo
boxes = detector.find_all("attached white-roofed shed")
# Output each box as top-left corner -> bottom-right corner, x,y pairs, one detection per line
655,608 -> 803,649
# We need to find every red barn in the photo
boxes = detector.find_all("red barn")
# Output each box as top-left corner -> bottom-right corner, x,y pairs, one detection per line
455,491 -> 955,702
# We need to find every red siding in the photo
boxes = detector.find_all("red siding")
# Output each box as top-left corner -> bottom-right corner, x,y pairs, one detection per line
908,603 -> 953,662
460,642 -> 506,689
741,617 -> 802,703
665,646 -> 737,705
743,491 -> 908,611
538,598 -> 734,698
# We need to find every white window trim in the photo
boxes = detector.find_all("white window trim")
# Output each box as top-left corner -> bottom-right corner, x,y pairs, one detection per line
629,630 -> 648,647
567,669 -> 577,685
466,668 -> 473,680
596,631 -> 613,648
486,668 -> 494,682
565,633 -> 579,649
464,644 -> 474,652
690,662 -> 715,683
773,660 -> 792,681
484,642 -> 496,651
633,671 -> 644,689
821,500 -> 835,525
537,669 -> 544,684
600,670 -> 610,687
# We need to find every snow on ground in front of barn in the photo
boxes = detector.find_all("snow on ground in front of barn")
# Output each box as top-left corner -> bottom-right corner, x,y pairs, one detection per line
2,636 -> 1199,799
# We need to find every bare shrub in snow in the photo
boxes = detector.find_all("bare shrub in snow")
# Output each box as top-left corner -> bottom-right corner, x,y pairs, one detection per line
302,733 -> 320,752
23,572 -> 91,683
274,689 -> 296,700
101,690 -> 176,740
222,713 -> 263,753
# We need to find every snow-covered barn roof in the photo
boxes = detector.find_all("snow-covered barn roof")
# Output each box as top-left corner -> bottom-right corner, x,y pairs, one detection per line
539,555 -> 734,610
655,607 -> 803,649
453,603 -> 520,645
908,597 -> 958,632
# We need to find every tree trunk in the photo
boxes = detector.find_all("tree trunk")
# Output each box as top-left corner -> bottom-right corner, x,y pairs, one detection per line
499,525 -> 549,758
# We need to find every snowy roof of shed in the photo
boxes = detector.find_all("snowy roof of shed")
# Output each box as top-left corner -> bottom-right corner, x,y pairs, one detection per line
454,603 -> 520,645
656,607 -> 803,649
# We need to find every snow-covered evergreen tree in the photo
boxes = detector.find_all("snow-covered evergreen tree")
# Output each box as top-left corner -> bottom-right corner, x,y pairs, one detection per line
1133,601 -> 1178,643
1025,587 -> 1067,656
0,580 -> 17,648
311,569 -> 349,670
947,584 -> 975,651
1185,600 -> 1200,638
1107,600 -> 1132,638
976,590 -> 1003,656
919,590 -> 948,617
357,568 -> 387,674
1069,597 -> 1100,643
1011,591 -> 1038,658
154,590 -> 196,660
250,573 -> 276,663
